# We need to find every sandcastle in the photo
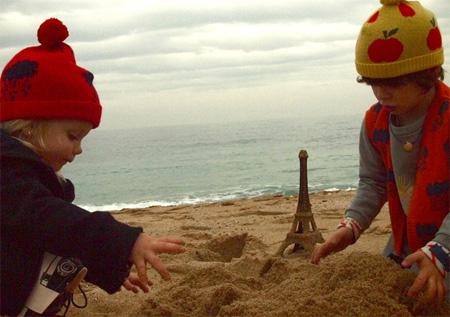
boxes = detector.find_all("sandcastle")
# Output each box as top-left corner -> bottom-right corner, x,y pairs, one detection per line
276,149 -> 324,256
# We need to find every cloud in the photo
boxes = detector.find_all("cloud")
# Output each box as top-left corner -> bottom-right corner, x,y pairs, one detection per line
0,0 -> 369,44
1,0 -> 449,128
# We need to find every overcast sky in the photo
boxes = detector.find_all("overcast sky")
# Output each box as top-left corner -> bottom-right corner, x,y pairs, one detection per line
1,0 -> 449,129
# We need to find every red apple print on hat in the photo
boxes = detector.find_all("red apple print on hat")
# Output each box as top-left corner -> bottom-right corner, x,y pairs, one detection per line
427,18 -> 442,50
398,2 -> 415,17
368,28 -> 403,63
368,11 -> 379,23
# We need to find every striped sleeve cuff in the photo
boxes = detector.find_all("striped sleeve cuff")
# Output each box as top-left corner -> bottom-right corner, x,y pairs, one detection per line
421,241 -> 450,278
337,217 -> 362,243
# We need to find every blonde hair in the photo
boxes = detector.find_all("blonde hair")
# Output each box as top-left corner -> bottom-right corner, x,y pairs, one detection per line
0,119 -> 51,152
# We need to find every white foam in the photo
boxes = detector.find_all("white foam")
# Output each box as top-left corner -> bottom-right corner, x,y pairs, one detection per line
323,187 -> 340,192
79,185 -> 358,212
79,201 -> 177,212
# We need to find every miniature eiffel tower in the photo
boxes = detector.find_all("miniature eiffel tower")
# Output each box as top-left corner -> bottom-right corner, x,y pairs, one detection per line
276,150 -> 324,256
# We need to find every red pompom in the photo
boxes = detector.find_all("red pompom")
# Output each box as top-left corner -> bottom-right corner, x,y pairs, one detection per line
37,18 -> 69,48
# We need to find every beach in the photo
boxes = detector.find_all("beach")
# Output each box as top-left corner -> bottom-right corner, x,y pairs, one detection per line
71,191 -> 450,316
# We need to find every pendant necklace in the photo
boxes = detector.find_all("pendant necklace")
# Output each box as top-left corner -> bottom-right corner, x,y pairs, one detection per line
391,115 -> 422,152
391,131 -> 421,152
402,141 -> 414,152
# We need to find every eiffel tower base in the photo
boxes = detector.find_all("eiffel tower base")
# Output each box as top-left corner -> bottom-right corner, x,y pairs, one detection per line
276,231 -> 324,257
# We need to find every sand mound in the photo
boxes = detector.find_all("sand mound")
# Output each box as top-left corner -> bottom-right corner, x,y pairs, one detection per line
70,195 -> 450,317
136,233 -> 450,317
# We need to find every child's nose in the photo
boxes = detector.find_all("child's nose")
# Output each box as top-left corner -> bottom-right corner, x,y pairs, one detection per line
74,144 -> 82,155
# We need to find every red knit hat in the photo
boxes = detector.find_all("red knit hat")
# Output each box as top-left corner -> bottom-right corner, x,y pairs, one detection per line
0,18 -> 102,128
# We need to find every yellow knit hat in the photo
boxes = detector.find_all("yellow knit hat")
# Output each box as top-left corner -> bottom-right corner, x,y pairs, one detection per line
355,0 -> 444,78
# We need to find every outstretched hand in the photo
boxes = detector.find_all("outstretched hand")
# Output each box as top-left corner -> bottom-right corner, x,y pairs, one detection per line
129,234 -> 185,288
402,250 -> 447,304
311,227 -> 354,264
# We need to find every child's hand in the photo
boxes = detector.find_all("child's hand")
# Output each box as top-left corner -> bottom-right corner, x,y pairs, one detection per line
311,227 -> 354,264
129,234 -> 185,287
402,250 -> 447,304
122,272 -> 151,293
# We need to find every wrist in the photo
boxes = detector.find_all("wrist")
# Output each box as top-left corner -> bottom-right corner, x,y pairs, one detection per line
337,217 -> 362,244
420,241 -> 450,278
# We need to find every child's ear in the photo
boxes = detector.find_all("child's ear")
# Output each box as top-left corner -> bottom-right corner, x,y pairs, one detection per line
430,66 -> 441,79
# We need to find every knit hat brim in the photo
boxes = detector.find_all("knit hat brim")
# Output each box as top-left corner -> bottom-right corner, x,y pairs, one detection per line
356,48 -> 444,78
0,100 -> 102,128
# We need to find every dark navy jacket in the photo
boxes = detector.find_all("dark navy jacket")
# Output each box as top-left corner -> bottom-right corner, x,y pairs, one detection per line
0,130 -> 143,315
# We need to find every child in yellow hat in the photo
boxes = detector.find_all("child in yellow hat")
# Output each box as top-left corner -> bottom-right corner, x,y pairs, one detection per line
312,0 -> 449,304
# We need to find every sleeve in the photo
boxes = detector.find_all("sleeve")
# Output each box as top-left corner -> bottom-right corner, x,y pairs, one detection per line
420,213 -> 450,276
433,213 -> 450,248
344,119 -> 387,231
1,163 -> 143,293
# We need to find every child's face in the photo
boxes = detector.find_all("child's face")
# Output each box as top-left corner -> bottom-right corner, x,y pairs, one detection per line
39,120 -> 92,171
370,81 -> 429,116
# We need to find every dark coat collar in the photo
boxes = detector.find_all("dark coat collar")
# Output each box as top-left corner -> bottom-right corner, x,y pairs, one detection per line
0,129 -> 46,165
0,129 -> 75,202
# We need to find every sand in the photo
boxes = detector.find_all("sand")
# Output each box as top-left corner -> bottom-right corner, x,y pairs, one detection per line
70,191 -> 450,316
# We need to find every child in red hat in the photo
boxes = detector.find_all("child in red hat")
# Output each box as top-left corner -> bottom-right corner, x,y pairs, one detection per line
0,18 -> 185,315
311,0 -> 449,305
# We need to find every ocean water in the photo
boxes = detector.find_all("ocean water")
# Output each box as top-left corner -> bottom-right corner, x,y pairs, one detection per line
63,114 -> 362,211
